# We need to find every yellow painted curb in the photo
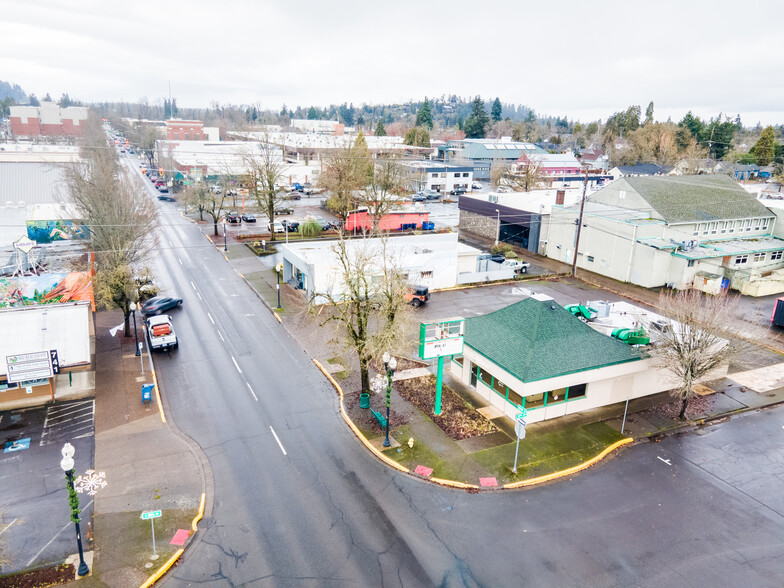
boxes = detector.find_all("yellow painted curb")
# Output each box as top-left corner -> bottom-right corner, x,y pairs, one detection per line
431,477 -> 479,490
502,437 -> 633,489
313,359 -> 408,473
192,492 -> 206,532
138,548 -> 184,588
273,311 -> 282,323
143,326 -> 166,424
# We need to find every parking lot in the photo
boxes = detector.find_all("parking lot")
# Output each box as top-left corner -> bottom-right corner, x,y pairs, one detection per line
0,400 -> 95,573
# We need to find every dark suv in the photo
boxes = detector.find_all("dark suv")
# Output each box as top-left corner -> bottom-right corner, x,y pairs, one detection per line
225,212 -> 241,223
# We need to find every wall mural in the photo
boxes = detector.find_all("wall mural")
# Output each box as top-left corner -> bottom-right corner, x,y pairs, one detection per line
26,220 -> 89,243
0,272 -> 94,308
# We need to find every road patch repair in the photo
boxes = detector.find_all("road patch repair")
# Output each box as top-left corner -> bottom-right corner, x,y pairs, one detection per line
313,359 -> 632,489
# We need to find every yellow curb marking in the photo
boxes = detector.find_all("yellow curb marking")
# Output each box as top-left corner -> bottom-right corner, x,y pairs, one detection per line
138,548 -> 184,588
273,312 -> 282,323
313,360 -> 633,489
502,437 -> 633,489
313,359 -> 408,473
143,326 -> 166,424
192,493 -> 206,532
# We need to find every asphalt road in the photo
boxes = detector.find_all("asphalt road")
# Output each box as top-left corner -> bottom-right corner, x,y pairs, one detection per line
123,154 -> 784,587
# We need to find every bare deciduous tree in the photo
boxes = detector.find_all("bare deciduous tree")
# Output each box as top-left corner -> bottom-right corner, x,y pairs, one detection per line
312,235 -> 411,393
64,117 -> 158,336
183,181 -> 227,235
320,144 -> 363,223
240,141 -> 286,241
359,155 -> 408,231
648,289 -> 746,419
491,157 -> 544,192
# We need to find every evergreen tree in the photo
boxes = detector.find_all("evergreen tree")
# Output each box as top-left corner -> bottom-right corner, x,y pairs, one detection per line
375,120 -> 386,136
43,93 -> 52,102
491,98 -> 502,122
415,98 -> 433,129
28,93 -> 40,106
463,96 -> 489,138
307,106 -> 319,120
58,93 -> 72,108
280,104 -> 288,116
754,126 -> 776,166
404,127 -> 431,148
645,101 -> 655,125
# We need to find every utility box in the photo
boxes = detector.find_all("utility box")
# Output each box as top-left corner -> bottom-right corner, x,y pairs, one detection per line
771,298 -> 784,327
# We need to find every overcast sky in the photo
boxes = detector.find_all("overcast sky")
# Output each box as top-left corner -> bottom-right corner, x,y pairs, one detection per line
3,0 -> 783,126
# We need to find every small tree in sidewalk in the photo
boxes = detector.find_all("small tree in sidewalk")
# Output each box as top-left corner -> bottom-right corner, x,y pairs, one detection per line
649,289 -> 747,419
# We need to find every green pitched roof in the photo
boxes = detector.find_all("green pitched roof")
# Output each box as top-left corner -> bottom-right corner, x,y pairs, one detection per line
464,299 -> 640,383
624,175 -> 771,224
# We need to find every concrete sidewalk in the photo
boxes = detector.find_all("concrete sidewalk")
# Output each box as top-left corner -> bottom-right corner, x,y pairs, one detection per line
90,310 -> 205,587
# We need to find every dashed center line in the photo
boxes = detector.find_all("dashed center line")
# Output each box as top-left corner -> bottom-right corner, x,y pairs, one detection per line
217,330 -> 225,342
177,257 -> 183,266
231,356 -> 242,374
197,292 -> 203,300
246,383 -> 258,401
270,426 -> 287,455
207,313 -> 215,325
190,280 -> 196,290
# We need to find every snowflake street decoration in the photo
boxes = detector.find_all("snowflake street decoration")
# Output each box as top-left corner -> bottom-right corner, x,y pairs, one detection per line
74,469 -> 107,495
370,374 -> 386,395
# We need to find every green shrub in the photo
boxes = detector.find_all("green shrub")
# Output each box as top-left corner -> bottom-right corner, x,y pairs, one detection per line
299,218 -> 322,238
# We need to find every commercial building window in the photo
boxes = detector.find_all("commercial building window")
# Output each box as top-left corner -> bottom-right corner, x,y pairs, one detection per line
754,252 -> 766,262
0,380 -> 18,391
762,222 -> 769,231
687,260 -> 695,267
546,387 -> 567,405
507,387 -> 523,406
735,255 -> 748,265
524,392 -> 545,409
452,355 -> 464,367
772,251 -> 783,260
477,368 -> 493,388
587,255 -> 595,262
432,173 -> 439,178
492,378 -> 507,398
566,383 -> 587,400
420,270 -> 433,279
710,222 -> 717,235
463,173 -> 469,177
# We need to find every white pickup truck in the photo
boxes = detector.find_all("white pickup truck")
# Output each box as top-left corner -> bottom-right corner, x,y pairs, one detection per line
501,259 -> 531,274
146,315 -> 178,351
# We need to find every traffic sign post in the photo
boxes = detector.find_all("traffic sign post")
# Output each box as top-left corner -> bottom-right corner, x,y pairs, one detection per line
140,510 -> 162,558
513,417 -> 526,474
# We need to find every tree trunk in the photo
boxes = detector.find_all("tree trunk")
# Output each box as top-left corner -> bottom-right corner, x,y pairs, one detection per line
199,206 -> 204,221
359,356 -> 370,393
124,309 -> 132,338
678,397 -> 689,420
213,221 -> 219,236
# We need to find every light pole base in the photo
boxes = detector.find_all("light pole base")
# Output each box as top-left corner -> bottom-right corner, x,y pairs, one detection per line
383,438 -> 391,448
77,560 -> 90,576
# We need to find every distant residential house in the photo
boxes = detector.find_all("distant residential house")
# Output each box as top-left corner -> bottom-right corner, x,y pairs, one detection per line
512,152 -> 609,189
609,163 -> 662,179
675,158 -> 719,175
579,147 -> 609,173
437,139 -> 547,180
546,174 -> 784,296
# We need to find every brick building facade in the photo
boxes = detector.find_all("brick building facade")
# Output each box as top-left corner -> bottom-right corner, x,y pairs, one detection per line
10,103 -> 88,138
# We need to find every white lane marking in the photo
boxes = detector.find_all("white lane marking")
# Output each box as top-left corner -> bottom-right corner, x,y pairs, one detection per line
167,239 -> 173,247
246,383 -> 258,401
657,456 -> 672,466
0,518 -> 18,537
177,257 -> 183,266
207,313 -> 215,325
190,280 -> 196,290
217,330 -> 225,342
231,356 -> 242,374
270,426 -> 287,456
26,499 -> 93,567
197,292 -> 203,300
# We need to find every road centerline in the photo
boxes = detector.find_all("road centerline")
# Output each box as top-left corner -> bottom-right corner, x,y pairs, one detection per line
270,426 -> 287,455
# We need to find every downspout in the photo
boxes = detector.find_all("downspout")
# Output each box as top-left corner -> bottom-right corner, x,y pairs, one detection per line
625,223 -> 638,283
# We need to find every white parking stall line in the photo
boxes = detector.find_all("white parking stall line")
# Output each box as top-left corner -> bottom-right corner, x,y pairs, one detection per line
231,356 -> 242,374
207,313 -> 215,325
40,400 -> 95,447
0,518 -> 18,537
270,426 -> 287,456
26,500 -> 93,567
246,383 -> 258,401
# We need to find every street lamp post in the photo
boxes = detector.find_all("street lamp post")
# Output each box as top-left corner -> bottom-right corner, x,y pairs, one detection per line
275,263 -> 283,309
223,222 -> 228,252
60,443 -> 90,577
495,209 -> 500,246
130,301 -> 140,356
382,352 -> 397,448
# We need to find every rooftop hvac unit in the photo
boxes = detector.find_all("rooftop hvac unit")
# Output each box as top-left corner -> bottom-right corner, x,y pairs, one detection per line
588,301 -> 611,318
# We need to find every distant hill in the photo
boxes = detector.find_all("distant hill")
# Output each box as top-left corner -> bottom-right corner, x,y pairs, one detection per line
0,80 -> 28,103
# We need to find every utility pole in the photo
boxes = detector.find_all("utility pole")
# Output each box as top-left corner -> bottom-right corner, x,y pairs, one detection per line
570,167 -> 590,278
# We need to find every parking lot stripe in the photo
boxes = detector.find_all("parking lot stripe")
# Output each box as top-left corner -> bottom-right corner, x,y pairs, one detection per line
26,499 -> 93,568
39,399 -> 95,447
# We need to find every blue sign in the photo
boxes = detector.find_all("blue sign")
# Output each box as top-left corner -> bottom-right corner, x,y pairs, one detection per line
4,438 -> 30,453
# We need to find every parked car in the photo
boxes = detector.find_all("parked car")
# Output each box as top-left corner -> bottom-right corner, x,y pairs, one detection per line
497,186 -> 511,193
450,187 -> 466,196
274,207 -> 293,215
225,212 -> 241,223
472,183 -> 483,191
313,216 -> 337,230
141,296 -> 183,316
242,213 -> 256,223
146,315 -> 178,351
421,189 -> 441,200
282,220 -> 300,232
157,195 -> 176,202
286,191 -> 301,200
501,259 -> 530,274
411,193 -> 426,202
404,285 -> 430,307
268,221 -> 286,233
157,185 -> 169,193
479,252 -> 506,263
